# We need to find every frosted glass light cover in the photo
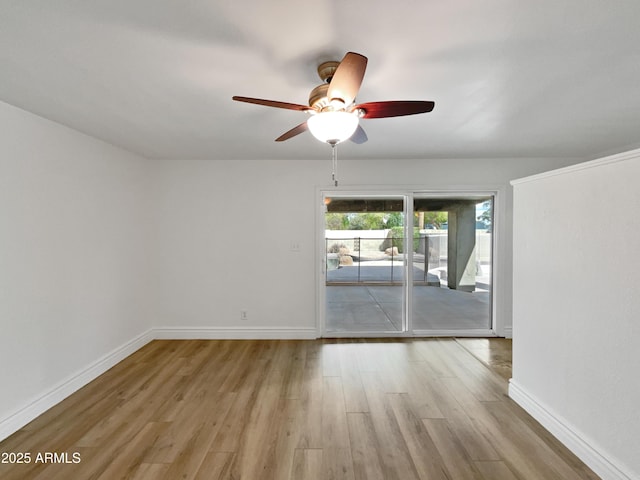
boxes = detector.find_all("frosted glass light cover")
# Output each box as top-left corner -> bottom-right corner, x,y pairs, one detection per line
307,111 -> 359,144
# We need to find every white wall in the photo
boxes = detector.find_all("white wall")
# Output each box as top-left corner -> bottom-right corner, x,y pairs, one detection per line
151,160 -> 322,337
510,149 -> 640,480
0,102 -> 155,438
152,156 -> 581,338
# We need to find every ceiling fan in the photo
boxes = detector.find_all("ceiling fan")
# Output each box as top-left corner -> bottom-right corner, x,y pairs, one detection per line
232,52 -> 435,146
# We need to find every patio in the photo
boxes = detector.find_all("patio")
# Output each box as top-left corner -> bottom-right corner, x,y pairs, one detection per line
325,259 -> 491,333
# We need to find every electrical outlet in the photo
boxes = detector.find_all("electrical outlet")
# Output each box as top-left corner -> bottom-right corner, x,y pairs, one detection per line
290,241 -> 301,252
240,310 -> 248,321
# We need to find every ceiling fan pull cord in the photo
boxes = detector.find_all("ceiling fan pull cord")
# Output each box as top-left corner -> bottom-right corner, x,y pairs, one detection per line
332,143 -> 338,187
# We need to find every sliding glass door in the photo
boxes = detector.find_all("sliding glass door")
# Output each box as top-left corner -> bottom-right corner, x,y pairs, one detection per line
321,191 -> 494,337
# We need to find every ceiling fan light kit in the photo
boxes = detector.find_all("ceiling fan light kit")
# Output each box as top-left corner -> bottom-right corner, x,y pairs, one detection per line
232,51 -> 435,185
307,111 -> 359,145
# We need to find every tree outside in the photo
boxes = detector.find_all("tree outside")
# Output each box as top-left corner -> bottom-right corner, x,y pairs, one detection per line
477,201 -> 492,231
325,212 -> 403,230
418,211 -> 447,229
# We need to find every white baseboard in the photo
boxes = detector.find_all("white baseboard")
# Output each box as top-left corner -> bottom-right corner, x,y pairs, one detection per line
503,325 -> 513,338
0,329 -> 155,442
152,326 -> 318,340
508,380 -> 635,480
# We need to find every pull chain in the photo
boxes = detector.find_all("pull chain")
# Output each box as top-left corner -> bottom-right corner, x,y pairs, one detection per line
331,143 -> 338,187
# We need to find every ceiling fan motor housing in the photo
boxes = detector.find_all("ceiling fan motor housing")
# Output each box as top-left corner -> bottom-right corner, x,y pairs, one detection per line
309,84 -> 330,109
309,60 -> 342,110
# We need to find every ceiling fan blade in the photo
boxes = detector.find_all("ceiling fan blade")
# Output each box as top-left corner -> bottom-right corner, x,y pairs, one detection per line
355,100 -> 435,119
350,125 -> 368,144
233,96 -> 312,112
327,52 -> 368,106
275,122 -> 309,142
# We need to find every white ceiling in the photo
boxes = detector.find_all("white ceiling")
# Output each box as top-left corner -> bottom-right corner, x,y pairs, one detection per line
2,0 -> 639,161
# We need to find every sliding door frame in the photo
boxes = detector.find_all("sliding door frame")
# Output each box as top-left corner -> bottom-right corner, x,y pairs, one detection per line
316,185 -> 505,338
410,191 -> 496,337
318,190 -> 411,337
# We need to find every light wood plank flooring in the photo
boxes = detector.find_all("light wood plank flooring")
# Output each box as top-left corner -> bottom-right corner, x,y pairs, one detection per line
0,339 -> 599,480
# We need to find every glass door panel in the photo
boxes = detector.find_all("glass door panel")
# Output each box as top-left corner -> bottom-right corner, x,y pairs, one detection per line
412,196 -> 493,332
324,196 -> 407,334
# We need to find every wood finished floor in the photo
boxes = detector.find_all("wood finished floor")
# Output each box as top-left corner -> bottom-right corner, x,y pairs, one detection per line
0,339 -> 599,480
